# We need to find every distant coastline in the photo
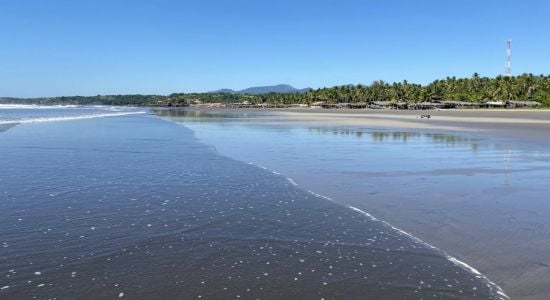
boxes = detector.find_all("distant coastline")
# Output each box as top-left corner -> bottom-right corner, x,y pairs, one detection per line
157,107 -> 550,148
2,74 -> 549,109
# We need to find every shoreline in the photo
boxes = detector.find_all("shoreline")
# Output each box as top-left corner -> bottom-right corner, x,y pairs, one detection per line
0,112 -> 508,299
177,107 -> 550,148
175,107 -> 550,300
249,161 -> 509,299
0,123 -> 17,133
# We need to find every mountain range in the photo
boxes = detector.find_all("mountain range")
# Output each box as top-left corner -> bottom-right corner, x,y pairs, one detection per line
210,84 -> 311,94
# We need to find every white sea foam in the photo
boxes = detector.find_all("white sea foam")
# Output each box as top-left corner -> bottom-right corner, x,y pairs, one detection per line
343,207 -> 508,299
0,111 -> 146,125
0,104 -> 80,109
247,161 -> 510,300
286,177 -> 298,186
344,207 -> 507,299
87,105 -> 137,112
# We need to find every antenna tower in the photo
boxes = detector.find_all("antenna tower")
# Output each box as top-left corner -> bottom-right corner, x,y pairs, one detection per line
505,39 -> 512,76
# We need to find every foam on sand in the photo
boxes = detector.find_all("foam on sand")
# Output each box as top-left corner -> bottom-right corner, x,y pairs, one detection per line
348,206 -> 509,300
246,162 -> 510,300
0,104 -> 80,109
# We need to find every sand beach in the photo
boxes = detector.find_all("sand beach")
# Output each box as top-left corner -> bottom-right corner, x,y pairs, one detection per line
177,108 -> 550,299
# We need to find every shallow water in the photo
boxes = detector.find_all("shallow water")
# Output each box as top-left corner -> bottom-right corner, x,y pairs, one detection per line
154,109 -> 550,298
0,108 -> 508,299
0,104 -> 144,125
156,110 -> 549,194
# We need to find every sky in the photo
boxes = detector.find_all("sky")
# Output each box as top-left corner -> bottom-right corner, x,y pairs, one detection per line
0,0 -> 549,97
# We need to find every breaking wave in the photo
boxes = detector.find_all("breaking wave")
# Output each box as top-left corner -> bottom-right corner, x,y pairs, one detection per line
0,111 -> 146,125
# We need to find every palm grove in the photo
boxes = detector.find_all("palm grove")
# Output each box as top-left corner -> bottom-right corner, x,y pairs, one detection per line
213,73 -> 550,107
2,74 -> 550,107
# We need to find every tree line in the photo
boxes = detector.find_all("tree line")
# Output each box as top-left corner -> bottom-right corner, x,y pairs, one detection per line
2,73 -> 549,107
0,94 -> 164,106
156,73 -> 550,107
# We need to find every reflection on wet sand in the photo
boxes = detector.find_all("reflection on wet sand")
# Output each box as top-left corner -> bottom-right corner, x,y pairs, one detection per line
308,127 -> 484,149
155,108 -> 550,300
0,123 -> 17,133
152,108 -> 264,121
154,109 -> 486,149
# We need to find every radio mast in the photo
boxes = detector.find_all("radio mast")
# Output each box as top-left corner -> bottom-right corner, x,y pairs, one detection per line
505,39 -> 512,77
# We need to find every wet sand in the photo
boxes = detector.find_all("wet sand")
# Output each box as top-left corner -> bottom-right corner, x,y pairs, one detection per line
0,123 -> 17,133
278,109 -> 550,300
178,107 -> 550,300
0,114 -> 507,299
279,109 -> 550,146
182,107 -> 550,145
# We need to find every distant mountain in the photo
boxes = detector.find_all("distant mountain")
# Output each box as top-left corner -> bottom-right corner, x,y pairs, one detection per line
211,84 -> 311,94
213,89 -> 236,94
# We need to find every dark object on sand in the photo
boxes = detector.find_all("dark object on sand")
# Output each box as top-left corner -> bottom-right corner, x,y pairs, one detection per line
421,114 -> 431,119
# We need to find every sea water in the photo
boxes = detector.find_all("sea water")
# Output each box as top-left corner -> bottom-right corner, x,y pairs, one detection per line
0,106 -> 507,299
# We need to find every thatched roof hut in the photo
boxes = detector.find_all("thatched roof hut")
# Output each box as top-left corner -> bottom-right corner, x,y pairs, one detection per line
349,102 -> 367,109
390,102 -> 409,109
484,101 -> 506,108
310,101 -> 326,108
410,102 -> 445,110
506,101 -> 542,108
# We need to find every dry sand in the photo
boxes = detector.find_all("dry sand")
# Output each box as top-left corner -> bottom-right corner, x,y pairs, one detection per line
277,109 -> 550,144
192,107 -> 550,145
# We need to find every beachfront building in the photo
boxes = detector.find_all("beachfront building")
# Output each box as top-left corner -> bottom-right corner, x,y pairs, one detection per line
506,101 -> 542,108
310,101 -> 326,108
349,102 -> 368,109
441,101 -> 484,109
390,102 -> 409,110
484,101 -> 506,108
369,101 -> 391,109
410,102 -> 446,110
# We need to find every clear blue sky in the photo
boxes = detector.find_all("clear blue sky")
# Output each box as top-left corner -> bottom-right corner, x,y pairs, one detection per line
1,0 -> 549,97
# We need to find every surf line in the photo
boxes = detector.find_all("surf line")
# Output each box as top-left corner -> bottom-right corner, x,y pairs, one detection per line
246,161 -> 510,300
0,111 -> 146,125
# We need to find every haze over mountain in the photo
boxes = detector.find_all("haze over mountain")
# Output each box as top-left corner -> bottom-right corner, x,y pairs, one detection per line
211,84 -> 311,95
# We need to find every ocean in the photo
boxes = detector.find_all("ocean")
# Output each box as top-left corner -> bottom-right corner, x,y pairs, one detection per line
0,105 -> 507,299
